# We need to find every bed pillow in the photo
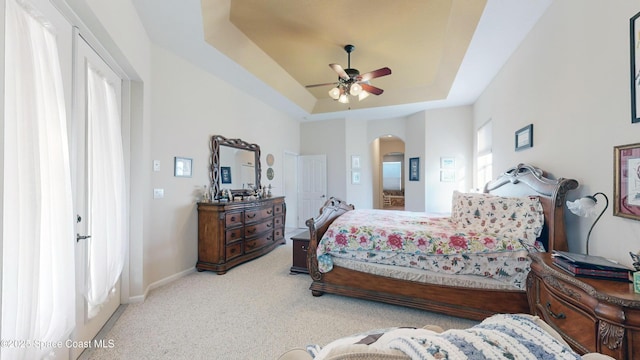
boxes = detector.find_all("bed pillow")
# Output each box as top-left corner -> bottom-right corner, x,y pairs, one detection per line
451,190 -> 544,243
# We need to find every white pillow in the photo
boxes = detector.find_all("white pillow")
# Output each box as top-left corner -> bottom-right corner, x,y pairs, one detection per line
451,190 -> 544,244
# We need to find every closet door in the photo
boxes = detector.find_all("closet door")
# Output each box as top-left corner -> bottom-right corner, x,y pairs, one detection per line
71,33 -> 125,359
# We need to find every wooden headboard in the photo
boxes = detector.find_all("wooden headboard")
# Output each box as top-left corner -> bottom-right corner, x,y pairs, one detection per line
483,163 -> 578,252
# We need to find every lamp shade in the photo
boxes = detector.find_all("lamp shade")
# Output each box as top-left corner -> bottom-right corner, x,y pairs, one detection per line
566,196 -> 598,217
349,83 -> 363,96
328,87 -> 341,100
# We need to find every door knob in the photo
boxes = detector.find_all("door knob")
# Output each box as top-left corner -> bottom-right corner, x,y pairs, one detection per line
76,234 -> 91,242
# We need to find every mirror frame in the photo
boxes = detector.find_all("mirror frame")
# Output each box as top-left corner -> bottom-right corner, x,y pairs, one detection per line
210,135 -> 261,198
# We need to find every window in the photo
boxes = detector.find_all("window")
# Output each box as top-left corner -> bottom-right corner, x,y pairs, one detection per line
382,161 -> 402,190
476,120 -> 493,190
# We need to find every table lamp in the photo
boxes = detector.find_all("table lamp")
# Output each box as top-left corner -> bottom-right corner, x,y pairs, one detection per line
566,192 -> 608,255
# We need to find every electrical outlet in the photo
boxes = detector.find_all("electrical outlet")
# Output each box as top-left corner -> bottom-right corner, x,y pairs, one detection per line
153,188 -> 164,199
153,160 -> 161,172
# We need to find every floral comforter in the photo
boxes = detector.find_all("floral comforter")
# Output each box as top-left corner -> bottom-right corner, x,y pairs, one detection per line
317,209 -> 542,289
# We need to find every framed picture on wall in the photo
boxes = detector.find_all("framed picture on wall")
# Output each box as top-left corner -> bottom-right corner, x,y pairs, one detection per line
440,157 -> 455,169
409,157 -> 419,181
440,170 -> 455,182
515,124 -> 533,151
614,142 -> 640,220
631,11 -> 640,123
174,157 -> 192,177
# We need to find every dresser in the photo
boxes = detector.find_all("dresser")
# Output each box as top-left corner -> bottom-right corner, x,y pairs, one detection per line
527,252 -> 640,359
197,196 -> 285,274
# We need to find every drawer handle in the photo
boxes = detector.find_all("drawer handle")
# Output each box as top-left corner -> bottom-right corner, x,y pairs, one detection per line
545,302 -> 566,320
267,210 -> 273,215
266,223 -> 272,228
247,213 -> 256,219
247,228 -> 256,234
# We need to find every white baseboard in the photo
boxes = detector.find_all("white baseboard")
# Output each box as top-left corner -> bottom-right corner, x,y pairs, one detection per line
127,266 -> 195,303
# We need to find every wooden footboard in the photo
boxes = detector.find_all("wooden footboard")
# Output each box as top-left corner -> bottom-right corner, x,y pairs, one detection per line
304,164 -> 578,321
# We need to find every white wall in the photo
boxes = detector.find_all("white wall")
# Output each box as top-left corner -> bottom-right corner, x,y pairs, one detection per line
424,106 -> 473,213
345,118 -> 372,208
148,45 -> 300,284
474,0 -> 640,265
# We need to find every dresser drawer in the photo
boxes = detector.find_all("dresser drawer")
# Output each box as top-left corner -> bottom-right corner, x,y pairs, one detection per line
225,211 -> 243,227
225,242 -> 243,261
274,227 -> 284,241
225,228 -> 243,244
537,282 -> 598,352
274,202 -> 284,215
245,219 -> 273,237
274,215 -> 284,228
244,232 -> 274,253
245,206 -> 274,223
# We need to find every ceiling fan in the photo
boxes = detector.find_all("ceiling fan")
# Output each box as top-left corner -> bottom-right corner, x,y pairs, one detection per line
305,44 -> 392,103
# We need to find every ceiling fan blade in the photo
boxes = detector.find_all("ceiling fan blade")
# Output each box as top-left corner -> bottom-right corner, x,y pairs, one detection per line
360,83 -> 384,95
357,67 -> 392,82
305,82 -> 338,88
329,63 -> 350,80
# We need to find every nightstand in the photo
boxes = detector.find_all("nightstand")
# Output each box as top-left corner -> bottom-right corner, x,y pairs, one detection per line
290,231 -> 310,274
527,252 -> 640,359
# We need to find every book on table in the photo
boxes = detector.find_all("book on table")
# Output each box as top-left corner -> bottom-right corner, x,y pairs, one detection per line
551,251 -> 632,282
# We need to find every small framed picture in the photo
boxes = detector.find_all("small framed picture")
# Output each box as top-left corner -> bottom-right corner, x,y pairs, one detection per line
174,157 -> 192,177
614,142 -> 640,220
440,157 -> 455,169
409,157 -> 419,181
351,171 -> 361,185
440,170 -> 455,182
220,166 -> 232,184
351,155 -> 361,169
515,124 -> 533,151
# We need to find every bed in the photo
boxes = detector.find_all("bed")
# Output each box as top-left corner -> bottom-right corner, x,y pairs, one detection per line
305,164 -> 578,321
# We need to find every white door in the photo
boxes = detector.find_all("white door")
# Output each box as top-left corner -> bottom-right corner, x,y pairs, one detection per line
71,34 -> 123,359
297,155 -> 327,228
283,151 -> 298,229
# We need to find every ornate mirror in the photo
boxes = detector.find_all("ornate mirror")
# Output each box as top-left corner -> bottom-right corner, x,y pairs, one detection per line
210,135 -> 261,198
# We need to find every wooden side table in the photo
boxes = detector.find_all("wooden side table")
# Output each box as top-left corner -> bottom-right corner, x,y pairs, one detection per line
527,252 -> 640,359
290,231 -> 310,274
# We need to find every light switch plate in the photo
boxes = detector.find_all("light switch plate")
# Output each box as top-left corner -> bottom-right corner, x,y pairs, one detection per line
153,188 -> 164,199
153,160 -> 161,172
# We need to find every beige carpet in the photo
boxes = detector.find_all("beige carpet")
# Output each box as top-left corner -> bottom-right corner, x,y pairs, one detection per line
86,232 -> 477,359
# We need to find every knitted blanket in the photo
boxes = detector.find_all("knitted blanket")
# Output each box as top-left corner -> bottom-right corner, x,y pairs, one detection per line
308,314 -> 581,360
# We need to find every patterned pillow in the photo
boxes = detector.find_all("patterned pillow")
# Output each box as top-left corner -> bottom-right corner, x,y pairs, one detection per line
451,191 -> 544,244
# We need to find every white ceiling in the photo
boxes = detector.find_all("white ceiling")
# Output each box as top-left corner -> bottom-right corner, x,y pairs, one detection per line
131,0 -> 552,121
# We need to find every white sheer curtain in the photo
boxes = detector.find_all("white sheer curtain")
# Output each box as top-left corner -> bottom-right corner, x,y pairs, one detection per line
85,65 -> 127,318
2,0 -> 75,358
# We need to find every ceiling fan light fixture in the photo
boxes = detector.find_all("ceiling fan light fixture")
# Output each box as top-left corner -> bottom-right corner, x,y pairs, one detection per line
328,87 -> 341,100
307,44 -> 391,104
349,83 -> 363,96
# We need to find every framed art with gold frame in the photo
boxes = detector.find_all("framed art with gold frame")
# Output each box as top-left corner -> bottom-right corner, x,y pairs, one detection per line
614,142 -> 640,220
